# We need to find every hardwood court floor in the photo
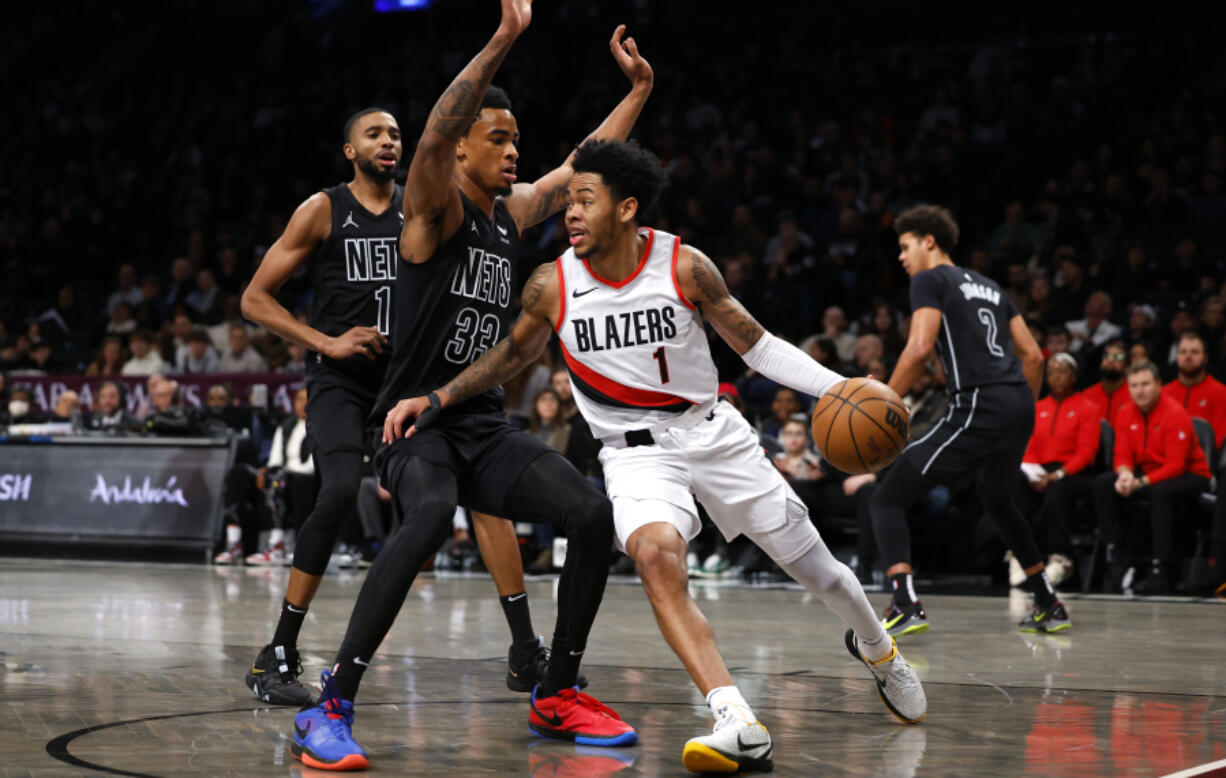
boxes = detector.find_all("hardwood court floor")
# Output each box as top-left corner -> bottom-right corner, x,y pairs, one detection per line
1,558 -> 1223,776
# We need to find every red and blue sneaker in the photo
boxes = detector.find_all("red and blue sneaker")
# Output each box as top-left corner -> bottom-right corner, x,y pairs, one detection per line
290,670 -> 368,771
529,686 -> 637,747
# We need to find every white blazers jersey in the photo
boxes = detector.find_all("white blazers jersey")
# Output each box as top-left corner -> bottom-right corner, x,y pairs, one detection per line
555,228 -> 718,439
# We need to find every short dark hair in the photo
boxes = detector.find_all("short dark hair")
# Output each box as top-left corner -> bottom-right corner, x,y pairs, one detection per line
1104,338 -> 1127,353
572,139 -> 668,218
895,204 -> 960,253
1127,360 -> 1160,382
129,328 -> 154,344
462,86 -> 513,135
1046,325 -> 1070,339
343,107 -> 393,143
1178,331 -> 1207,350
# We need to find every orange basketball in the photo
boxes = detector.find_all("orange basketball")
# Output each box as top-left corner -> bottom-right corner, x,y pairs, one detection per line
811,377 -> 909,475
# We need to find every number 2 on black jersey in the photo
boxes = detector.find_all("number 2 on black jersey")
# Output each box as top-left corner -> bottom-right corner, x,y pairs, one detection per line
977,308 -> 1004,357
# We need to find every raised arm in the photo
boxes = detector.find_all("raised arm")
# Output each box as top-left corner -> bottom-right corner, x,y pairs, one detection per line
888,308 -> 941,399
241,193 -> 386,360
402,0 -> 532,262
677,245 -> 845,398
382,262 -> 560,441
504,25 -> 653,233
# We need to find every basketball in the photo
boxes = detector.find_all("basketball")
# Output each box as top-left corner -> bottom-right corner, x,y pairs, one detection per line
811,377 -> 909,475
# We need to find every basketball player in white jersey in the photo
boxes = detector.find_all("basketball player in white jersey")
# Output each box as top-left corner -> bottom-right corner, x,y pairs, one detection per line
384,140 -> 926,773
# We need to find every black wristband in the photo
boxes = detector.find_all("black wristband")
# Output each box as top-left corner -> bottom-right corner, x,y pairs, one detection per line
414,392 -> 443,432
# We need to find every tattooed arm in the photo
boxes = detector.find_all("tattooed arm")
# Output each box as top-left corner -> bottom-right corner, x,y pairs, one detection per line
382,263 -> 560,441
401,0 -> 532,265
505,25 -> 653,234
676,245 -> 765,354
677,244 -> 846,398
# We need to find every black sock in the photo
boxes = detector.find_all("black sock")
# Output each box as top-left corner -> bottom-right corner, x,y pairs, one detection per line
890,573 -> 914,609
540,636 -> 582,697
500,592 -> 536,647
1027,571 -> 1057,608
332,648 -> 368,702
272,598 -> 308,651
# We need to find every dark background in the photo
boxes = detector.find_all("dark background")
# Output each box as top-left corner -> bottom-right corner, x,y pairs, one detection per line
2,1 -> 1226,383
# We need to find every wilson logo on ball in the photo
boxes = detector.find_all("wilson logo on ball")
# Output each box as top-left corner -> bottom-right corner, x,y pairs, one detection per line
884,408 -> 907,439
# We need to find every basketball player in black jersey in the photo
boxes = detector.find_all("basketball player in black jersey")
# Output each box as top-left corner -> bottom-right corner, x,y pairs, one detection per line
289,1 -> 652,769
239,107 -> 552,707
870,205 -> 1071,636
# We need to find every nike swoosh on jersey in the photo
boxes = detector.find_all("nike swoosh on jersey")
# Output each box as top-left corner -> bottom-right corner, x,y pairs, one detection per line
572,287 -> 598,298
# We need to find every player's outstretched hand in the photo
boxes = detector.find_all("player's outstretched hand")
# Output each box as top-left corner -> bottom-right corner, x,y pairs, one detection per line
499,0 -> 532,37
383,396 -> 430,443
324,325 -> 386,361
610,25 -> 652,89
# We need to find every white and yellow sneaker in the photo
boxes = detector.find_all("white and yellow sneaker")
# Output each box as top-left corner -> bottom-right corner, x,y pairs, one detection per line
682,715 -> 773,774
845,629 -> 927,724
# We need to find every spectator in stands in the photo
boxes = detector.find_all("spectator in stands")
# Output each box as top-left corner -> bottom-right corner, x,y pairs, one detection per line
86,380 -> 139,432
1051,250 -> 1090,323
247,386 -> 313,566
176,329 -> 220,375
527,388 -> 571,453
1026,274 -> 1054,322
1199,296 -> 1225,350
1093,361 -> 1212,595
1018,354 -> 1100,587
1164,306 -> 1199,368
1163,332 -> 1226,447
853,333 -> 885,377
165,257 -> 196,313
135,273 -> 166,330
85,335 -> 127,376
105,301 -> 137,337
217,322 -> 268,373
1126,303 -> 1159,352
867,301 -> 906,362
28,340 -> 58,373
149,377 -> 181,415
51,389 -> 81,422
37,284 -> 90,349
1043,326 -> 1072,359
773,417 -> 822,482
106,263 -> 144,318
821,305 -> 857,363
187,268 -> 221,324
762,387 -> 803,439
278,343 -> 307,374
1129,340 -> 1154,368
1,387 -> 45,425
1081,339 -> 1131,421
121,329 -> 166,376
1066,291 -> 1122,354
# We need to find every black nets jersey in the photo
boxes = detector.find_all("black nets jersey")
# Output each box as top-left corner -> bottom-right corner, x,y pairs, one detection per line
909,264 -> 1026,394
372,191 -> 517,422
306,182 -> 404,384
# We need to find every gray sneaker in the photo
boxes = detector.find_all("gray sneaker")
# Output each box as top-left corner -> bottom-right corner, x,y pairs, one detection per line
845,629 -> 926,724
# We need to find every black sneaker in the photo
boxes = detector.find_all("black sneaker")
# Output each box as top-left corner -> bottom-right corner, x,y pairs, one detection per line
882,601 -> 930,638
246,643 -> 312,706
1133,565 -> 1171,596
1179,562 -> 1226,597
506,635 -> 588,692
1018,600 -> 1071,633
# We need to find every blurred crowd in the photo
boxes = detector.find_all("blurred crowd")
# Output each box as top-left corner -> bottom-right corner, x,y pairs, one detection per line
2,3 -> 1223,593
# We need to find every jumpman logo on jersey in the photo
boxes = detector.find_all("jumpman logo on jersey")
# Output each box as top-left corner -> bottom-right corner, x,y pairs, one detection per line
470,221 -> 479,234
342,211 -> 359,230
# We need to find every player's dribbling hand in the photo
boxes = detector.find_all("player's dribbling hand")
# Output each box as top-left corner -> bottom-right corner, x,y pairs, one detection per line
498,0 -> 532,37
383,396 -> 430,443
324,326 -> 386,361
610,25 -> 652,89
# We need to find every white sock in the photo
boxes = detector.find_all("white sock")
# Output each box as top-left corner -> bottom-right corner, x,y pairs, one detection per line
706,685 -> 755,730
225,524 -> 241,546
268,528 -> 285,547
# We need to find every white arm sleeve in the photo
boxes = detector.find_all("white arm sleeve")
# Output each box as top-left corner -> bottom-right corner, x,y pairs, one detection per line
741,333 -> 845,398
